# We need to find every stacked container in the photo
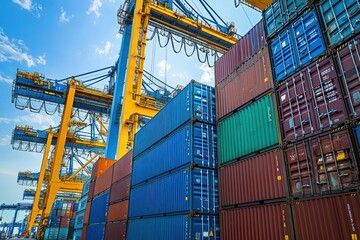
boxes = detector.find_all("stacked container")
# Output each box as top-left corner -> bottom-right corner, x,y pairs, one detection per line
73,179 -> 91,240
128,81 -> 220,239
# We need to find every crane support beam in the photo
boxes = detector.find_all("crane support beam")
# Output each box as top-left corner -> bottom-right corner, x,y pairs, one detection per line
66,154 -> 99,181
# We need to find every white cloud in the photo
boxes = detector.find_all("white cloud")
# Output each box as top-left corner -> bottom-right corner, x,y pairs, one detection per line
171,73 -> 188,80
96,41 -> 112,56
0,74 -> 13,84
0,168 -> 17,176
199,63 -> 214,84
59,7 -> 74,23
157,60 -> 171,77
0,28 -> 46,67
87,0 -> 103,17
0,113 -> 56,128
12,0 -> 42,18
0,135 -> 11,146
12,0 -> 32,11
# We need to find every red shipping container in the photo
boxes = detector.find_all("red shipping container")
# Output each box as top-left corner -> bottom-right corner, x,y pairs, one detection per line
110,175 -> 131,204
105,221 -> 127,240
112,150 -> 132,184
81,225 -> 87,240
91,158 -> 116,180
335,35 -> 360,119
94,165 -> 113,196
107,200 -> 129,222
88,180 -> 95,200
220,203 -> 293,240
216,46 -> 274,120
292,193 -> 360,240
83,202 -> 91,225
277,56 -> 348,142
219,149 -> 287,206
60,217 -> 70,228
285,128 -> 359,197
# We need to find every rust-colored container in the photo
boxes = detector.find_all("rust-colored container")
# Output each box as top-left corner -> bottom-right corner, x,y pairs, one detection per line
112,150 -> 132,184
81,225 -> 87,240
220,203 -> 293,240
219,149 -> 287,207
110,175 -> 131,204
83,202 -> 91,225
105,221 -> 127,240
91,158 -> 116,180
216,46 -> 274,120
107,200 -> 129,222
88,180 -> 95,200
285,128 -> 359,197
335,35 -> 360,120
277,56 -> 348,142
94,165 -> 113,197
292,193 -> 360,240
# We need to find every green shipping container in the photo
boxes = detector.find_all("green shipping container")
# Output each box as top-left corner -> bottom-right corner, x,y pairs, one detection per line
218,94 -> 280,165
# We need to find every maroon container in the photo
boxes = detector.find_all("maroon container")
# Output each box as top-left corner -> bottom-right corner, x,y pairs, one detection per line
81,226 -> 87,240
277,56 -> 348,142
83,202 -> 91,225
285,128 -> 359,197
292,193 -> 360,240
94,165 -> 113,197
60,217 -> 70,228
112,150 -> 132,184
88,180 -> 95,200
219,149 -> 286,206
110,175 -> 131,204
220,203 -> 293,240
105,221 -> 127,240
335,35 -> 360,119
107,200 -> 129,222
216,45 -> 274,120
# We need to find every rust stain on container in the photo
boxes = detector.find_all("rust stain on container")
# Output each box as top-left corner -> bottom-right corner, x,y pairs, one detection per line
292,193 -> 360,240
105,221 -> 127,240
216,45 -> 274,120
91,158 -> 116,180
219,149 -> 286,206
112,150 -> 132,184
220,203 -> 293,240
110,175 -> 131,204
107,200 -> 129,222
94,165 -> 113,197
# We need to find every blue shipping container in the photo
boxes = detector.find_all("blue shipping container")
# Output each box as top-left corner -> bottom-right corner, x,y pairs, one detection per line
355,126 -> 360,148
127,214 -> 219,240
78,195 -> 88,212
72,229 -> 82,240
270,9 -> 326,82
82,178 -> 91,197
134,81 -> 216,157
129,167 -> 218,218
319,0 -> 360,46
87,224 -> 105,240
89,191 -> 110,224
132,122 -> 217,186
74,210 -> 84,229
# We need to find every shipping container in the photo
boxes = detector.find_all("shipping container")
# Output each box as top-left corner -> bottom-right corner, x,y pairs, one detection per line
83,202 -> 91,225
78,195 -> 88,212
89,191 -> 110,224
355,123 -> 360,148
58,228 -> 69,239
220,203 -> 293,240
73,229 -> 82,240
107,200 -> 129,222
285,128 -> 359,197
81,226 -> 87,240
112,150 -> 132,184
81,178 -> 91,197
88,180 -> 95,200
277,56 -> 347,142
292,193 -> 360,240
94,165 -> 113,197
74,211 -> 84,229
216,46 -> 274,120
129,167 -> 218,218
86,224 -> 105,240
219,149 -> 287,207
127,214 -> 219,240
218,94 -> 280,165
110,175 -> 131,204
270,9 -> 326,82
134,81 -> 216,157
91,158 -> 116,180
335,35 -> 360,119
319,0 -> 360,47
105,221 -> 127,240
133,122 -> 217,186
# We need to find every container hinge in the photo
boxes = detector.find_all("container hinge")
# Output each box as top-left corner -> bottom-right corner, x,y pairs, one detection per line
302,184 -> 311,188
339,173 -> 349,178
316,181 -> 327,185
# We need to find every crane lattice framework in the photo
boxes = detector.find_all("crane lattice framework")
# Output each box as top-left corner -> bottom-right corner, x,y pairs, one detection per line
0,203 -> 33,238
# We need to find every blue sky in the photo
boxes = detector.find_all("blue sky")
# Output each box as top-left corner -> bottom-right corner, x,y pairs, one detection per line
0,0 -> 260,225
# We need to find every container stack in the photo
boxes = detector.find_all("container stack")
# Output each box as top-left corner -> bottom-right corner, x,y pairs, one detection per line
215,18 -> 290,239
128,81 -> 219,239
44,200 -> 78,240
73,179 -> 91,240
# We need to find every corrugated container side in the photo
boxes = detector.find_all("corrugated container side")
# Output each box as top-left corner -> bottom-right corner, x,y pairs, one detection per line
104,221 -> 127,240
81,226 -> 87,240
292,193 -> 360,240
89,191 -> 110,224
83,202 -> 91,225
335,35 -> 360,119
88,180 -> 95,200
112,150 -> 132,184
72,229 -> 82,240
220,203 -> 293,240
216,46 -> 274,120
219,149 -> 287,206
81,179 -> 91,197
285,129 -> 359,197
91,158 -> 116,180
74,211 -> 84,229
277,56 -> 347,142
127,215 -> 219,240
94,165 -> 113,196
132,122 -> 217,186
77,195 -> 88,212
319,0 -> 360,46
86,223 -> 105,240
129,168 -> 218,218
218,94 -> 280,165
134,81 -> 216,157
355,124 -> 360,148
250,19 -> 267,55
107,200 -> 129,222
110,175 -> 131,204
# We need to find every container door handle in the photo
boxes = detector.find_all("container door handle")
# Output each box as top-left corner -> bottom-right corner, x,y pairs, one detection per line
339,173 -> 349,178
302,184 -> 311,188
316,181 -> 327,185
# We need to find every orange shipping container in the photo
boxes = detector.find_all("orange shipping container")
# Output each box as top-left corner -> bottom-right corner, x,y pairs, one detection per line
112,150 -> 133,184
107,200 -> 129,222
94,165 -> 113,197
91,158 -> 116,180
